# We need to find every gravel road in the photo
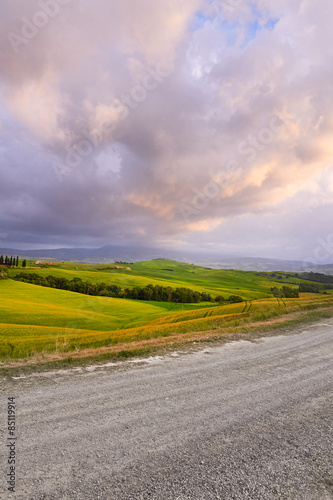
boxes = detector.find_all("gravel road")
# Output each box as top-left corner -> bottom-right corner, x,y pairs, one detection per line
1,320 -> 332,500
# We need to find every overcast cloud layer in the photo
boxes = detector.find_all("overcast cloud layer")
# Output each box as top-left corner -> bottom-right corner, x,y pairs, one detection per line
1,0 -> 333,262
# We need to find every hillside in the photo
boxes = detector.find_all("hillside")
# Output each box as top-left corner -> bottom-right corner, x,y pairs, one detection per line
7,258 -> 292,300
1,258 -> 333,366
1,245 -> 333,272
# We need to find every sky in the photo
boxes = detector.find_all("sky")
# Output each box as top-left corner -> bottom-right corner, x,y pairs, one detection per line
1,0 -> 333,263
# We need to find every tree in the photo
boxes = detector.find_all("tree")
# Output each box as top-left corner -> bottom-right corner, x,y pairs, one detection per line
16,256 -> 19,267
299,283 -> 321,293
228,295 -> 244,303
280,286 -> 298,298
271,287 -> 282,298
0,255 -> 3,265
22,259 -> 27,268
215,295 -> 225,303
201,292 -> 212,302
272,286 -> 299,298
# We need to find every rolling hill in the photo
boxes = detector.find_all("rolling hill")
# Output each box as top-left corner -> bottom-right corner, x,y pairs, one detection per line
1,258 -> 333,364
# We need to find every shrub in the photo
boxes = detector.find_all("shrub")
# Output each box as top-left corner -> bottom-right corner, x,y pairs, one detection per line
0,268 -> 8,280
228,295 -> 244,303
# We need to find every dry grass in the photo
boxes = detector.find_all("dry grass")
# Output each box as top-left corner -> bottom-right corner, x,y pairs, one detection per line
2,305 -> 333,372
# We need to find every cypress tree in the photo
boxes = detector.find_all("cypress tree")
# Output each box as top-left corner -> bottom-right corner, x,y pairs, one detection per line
22,259 -> 27,268
16,256 -> 19,267
0,255 -> 3,265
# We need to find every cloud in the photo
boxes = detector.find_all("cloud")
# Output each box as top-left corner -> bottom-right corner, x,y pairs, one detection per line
0,0 -> 333,260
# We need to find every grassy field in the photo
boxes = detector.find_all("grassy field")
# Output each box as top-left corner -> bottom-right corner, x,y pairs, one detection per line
1,259 -> 333,364
0,278 -> 217,359
7,259 -> 293,300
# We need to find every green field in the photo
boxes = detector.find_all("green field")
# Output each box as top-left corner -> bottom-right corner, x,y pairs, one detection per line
1,259 -> 333,363
7,259 -> 291,300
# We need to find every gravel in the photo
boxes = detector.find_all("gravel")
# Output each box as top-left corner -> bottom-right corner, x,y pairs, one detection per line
1,320 -> 332,499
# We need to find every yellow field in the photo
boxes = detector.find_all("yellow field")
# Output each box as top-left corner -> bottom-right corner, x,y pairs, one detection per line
1,275 -> 332,361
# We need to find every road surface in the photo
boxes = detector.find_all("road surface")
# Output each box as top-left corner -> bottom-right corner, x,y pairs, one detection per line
1,320 -> 333,499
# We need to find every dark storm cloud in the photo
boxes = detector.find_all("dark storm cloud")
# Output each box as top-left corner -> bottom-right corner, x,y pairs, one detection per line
0,0 -> 333,259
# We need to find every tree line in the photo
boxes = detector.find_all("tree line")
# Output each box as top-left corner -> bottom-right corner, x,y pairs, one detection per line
299,283 -> 331,293
12,273 -> 214,303
124,284 -> 213,303
271,286 -> 299,298
299,272 -> 333,284
215,294 -> 244,303
0,256 -> 26,267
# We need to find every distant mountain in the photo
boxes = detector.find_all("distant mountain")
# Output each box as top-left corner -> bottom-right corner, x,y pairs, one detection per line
202,257 -> 332,273
1,245 -> 332,274
0,245 -> 181,263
